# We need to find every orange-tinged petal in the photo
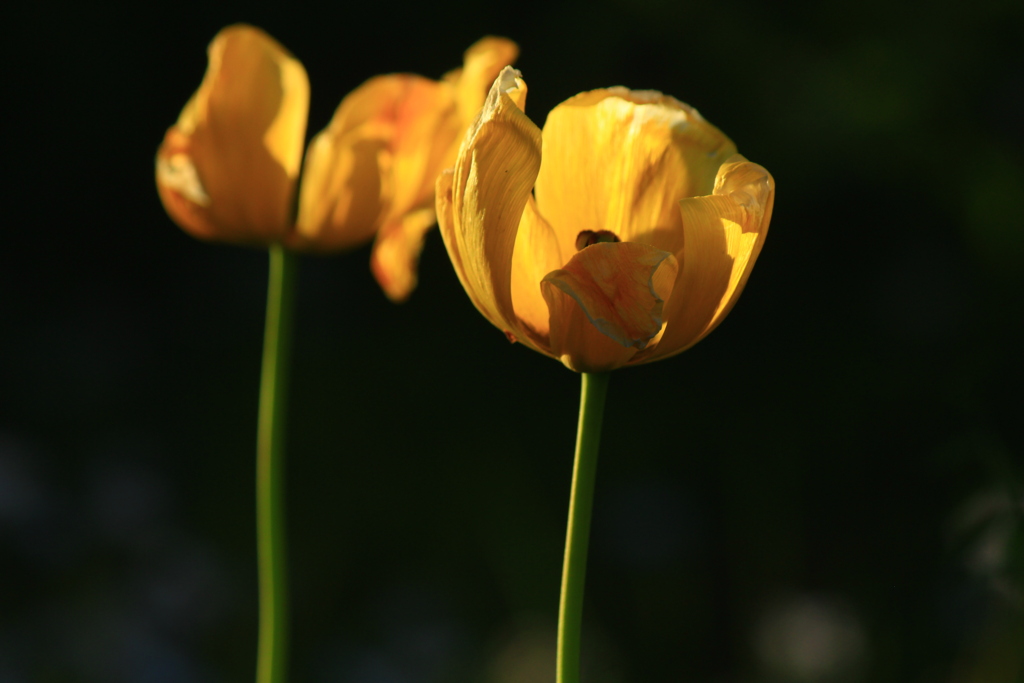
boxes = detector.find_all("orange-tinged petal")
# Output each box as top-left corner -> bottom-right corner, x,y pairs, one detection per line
292,74 -> 462,254
384,78 -> 459,222
645,155 -> 774,361
534,89 -> 735,260
292,76 -> 409,251
156,24 -> 309,244
370,207 -> 438,302
542,287 -> 640,372
366,41 -> 517,295
442,67 -> 543,345
541,242 -> 678,373
511,196 -> 562,343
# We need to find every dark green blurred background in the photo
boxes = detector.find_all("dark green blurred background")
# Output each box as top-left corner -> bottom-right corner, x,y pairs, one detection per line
3,0 -> 1022,681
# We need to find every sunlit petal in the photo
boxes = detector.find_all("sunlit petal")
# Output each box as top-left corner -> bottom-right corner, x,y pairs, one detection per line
442,67 -> 543,343
511,196 -> 562,343
437,168 -> 484,313
647,155 -> 774,360
534,89 -> 735,259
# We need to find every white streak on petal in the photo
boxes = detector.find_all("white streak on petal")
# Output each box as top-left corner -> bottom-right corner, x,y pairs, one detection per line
156,153 -> 211,205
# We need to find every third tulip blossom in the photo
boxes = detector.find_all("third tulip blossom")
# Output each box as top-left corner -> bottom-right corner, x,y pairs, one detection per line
438,67 -> 774,372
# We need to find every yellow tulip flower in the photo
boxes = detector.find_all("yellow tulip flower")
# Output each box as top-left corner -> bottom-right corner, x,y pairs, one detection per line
438,67 -> 774,372
156,25 -> 517,301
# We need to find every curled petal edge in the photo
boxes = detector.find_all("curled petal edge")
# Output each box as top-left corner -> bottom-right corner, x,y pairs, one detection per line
642,155 -> 774,363
445,67 -> 543,348
541,242 -> 678,373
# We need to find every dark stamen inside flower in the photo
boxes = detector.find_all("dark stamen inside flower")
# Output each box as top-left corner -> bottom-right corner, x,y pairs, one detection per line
575,230 -> 621,251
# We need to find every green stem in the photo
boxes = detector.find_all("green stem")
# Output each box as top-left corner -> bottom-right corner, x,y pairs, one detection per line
557,371 -> 611,683
256,245 -> 297,683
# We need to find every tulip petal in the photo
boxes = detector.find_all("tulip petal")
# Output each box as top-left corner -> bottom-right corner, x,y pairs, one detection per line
541,242 -> 678,373
511,196 -> 562,342
156,24 -> 309,243
293,76 -> 429,251
644,155 -> 774,361
440,68 -> 544,347
437,168 -> 487,312
385,79 -> 460,225
370,207 -> 438,302
534,89 -> 735,260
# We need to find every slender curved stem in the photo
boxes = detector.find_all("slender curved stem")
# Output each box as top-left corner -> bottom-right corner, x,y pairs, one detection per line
557,372 -> 611,683
256,245 -> 297,683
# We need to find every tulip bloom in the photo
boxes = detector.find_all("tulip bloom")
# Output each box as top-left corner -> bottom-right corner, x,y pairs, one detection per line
156,25 -> 517,301
438,68 -> 774,372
